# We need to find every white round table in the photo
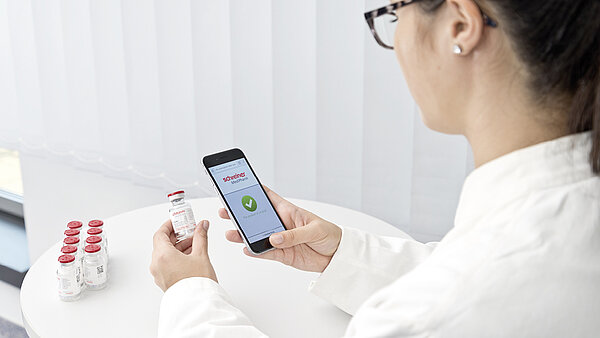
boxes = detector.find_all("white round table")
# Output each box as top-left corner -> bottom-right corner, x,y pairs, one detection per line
21,197 -> 406,338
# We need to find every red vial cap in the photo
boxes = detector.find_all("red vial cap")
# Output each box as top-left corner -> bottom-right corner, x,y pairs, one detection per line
67,221 -> 83,229
167,190 -> 185,198
87,228 -> 103,235
85,244 -> 101,253
63,237 -> 80,245
60,245 -> 77,254
58,254 -> 75,263
86,236 -> 102,244
61,245 -> 77,254
64,229 -> 80,237
88,220 -> 104,228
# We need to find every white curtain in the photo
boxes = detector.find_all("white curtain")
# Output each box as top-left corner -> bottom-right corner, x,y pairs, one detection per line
0,0 -> 472,241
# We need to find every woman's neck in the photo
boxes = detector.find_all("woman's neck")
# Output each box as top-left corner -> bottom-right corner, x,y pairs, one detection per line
464,80 -> 569,168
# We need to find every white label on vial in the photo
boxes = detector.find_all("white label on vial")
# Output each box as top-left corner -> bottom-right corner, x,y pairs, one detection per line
170,207 -> 196,237
184,207 -> 196,233
58,273 -> 81,296
78,259 -> 85,287
85,263 -> 107,285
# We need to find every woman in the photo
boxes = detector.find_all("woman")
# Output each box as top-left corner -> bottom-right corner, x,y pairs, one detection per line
150,0 -> 600,336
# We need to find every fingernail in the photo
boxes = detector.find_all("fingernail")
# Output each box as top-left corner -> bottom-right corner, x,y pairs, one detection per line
202,220 -> 209,231
271,234 -> 283,245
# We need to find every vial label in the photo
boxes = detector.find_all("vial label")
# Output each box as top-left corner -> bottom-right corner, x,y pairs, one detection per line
57,273 -> 81,296
170,207 -> 196,239
182,207 -> 196,234
77,256 -> 85,288
85,263 -> 107,285
76,263 -> 85,288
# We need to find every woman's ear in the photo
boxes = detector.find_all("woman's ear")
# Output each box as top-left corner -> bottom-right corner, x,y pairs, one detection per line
445,0 -> 485,56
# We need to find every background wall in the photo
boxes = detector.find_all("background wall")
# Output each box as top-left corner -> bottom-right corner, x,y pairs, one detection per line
0,0 -> 473,261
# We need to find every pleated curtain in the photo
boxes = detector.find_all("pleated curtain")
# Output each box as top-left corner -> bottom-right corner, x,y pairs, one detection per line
0,0 -> 472,241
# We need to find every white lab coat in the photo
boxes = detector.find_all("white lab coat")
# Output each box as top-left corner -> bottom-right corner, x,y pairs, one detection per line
158,132 -> 600,337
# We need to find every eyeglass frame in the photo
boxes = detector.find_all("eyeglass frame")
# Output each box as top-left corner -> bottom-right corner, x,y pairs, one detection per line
364,0 -> 498,50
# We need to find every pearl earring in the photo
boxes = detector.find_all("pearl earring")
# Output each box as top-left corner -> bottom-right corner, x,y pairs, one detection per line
453,44 -> 462,55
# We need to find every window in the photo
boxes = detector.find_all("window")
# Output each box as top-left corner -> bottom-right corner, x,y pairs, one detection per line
0,148 -> 23,217
0,148 -> 27,288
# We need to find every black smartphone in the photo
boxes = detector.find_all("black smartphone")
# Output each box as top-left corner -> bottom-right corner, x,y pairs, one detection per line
202,148 -> 287,254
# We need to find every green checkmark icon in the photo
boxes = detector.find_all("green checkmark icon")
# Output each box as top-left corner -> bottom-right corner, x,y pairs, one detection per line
241,195 -> 257,212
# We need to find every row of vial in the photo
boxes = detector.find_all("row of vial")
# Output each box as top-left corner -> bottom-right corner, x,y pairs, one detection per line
57,220 -> 108,302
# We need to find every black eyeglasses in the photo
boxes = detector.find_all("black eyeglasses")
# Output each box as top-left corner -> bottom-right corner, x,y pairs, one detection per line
364,0 -> 498,50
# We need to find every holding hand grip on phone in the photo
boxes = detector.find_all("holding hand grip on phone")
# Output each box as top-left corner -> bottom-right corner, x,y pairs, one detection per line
219,185 -> 342,273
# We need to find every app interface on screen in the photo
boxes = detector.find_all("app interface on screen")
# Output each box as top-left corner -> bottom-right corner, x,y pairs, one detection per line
210,158 -> 285,243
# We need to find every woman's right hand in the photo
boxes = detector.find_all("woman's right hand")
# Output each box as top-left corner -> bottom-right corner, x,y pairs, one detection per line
218,186 -> 342,273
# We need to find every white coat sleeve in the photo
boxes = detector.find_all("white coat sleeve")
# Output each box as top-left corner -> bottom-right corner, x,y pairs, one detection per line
309,226 -> 437,315
158,277 -> 268,338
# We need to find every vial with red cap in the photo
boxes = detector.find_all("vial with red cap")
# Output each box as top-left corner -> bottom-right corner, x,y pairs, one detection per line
61,245 -> 84,289
57,254 -> 82,301
167,190 -> 196,242
84,244 -> 107,290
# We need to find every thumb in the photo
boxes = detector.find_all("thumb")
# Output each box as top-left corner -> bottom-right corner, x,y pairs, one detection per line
191,220 -> 209,256
269,226 -> 314,249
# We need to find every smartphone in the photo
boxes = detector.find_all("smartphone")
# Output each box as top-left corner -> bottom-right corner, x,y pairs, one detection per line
202,148 -> 286,255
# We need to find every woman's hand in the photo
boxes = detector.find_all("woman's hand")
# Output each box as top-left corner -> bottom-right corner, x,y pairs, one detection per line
219,186 -> 342,273
150,219 -> 217,292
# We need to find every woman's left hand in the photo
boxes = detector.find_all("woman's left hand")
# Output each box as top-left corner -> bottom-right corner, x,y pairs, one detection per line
150,219 -> 217,292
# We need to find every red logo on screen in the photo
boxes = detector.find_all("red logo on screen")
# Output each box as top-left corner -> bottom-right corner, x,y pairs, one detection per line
223,172 -> 246,182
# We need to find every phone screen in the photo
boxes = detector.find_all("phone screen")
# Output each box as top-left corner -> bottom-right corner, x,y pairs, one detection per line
208,158 -> 286,245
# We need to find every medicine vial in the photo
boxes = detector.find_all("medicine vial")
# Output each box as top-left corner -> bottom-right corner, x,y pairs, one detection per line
167,191 -> 196,242
61,245 -> 84,289
84,244 -> 107,290
57,254 -> 82,301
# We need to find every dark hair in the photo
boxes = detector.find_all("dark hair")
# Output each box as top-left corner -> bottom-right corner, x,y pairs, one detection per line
421,0 -> 600,174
